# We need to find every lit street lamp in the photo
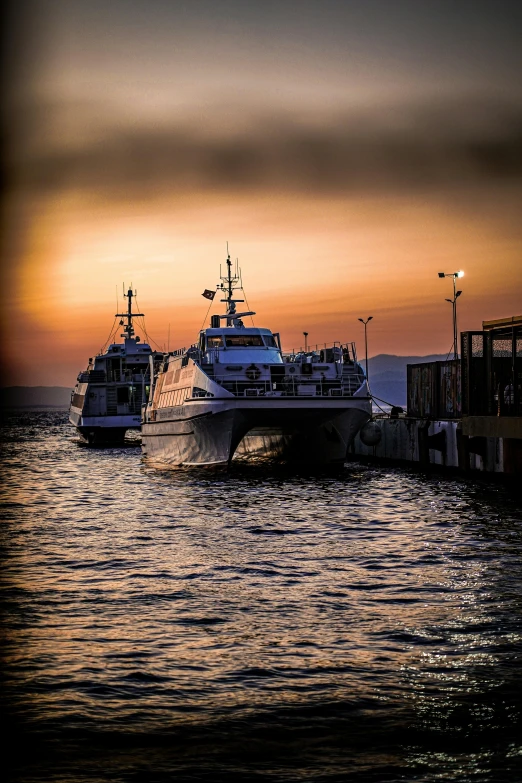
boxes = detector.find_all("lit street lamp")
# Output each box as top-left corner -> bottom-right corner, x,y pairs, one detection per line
358,317 -> 373,385
438,271 -> 464,360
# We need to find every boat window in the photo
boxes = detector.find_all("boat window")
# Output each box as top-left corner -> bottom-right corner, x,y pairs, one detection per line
225,335 -> 264,347
263,335 -> 277,347
207,336 -> 223,348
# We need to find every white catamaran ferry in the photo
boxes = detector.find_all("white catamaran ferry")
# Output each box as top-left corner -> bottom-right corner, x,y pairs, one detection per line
70,287 -> 159,445
141,254 -> 372,465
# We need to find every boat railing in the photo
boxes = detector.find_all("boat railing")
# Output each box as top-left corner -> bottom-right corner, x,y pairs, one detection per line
78,370 -> 106,383
121,371 -> 150,382
283,342 -> 358,364
78,370 -> 150,384
210,372 -> 364,398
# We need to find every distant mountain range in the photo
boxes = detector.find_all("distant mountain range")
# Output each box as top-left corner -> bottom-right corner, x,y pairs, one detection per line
0,386 -> 73,408
367,354 -> 448,375
0,355 -> 448,409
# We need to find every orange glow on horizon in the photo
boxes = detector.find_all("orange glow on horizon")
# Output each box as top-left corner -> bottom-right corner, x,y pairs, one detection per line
3,187 -> 521,386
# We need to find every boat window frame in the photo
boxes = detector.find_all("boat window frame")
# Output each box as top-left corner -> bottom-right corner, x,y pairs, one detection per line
224,335 -> 265,347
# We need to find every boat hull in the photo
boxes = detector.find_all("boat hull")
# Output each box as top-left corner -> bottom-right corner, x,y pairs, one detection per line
141,397 -> 371,466
70,409 -> 142,445
76,426 -> 130,446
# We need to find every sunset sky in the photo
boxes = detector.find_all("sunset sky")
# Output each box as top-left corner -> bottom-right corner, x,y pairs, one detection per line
2,0 -> 522,386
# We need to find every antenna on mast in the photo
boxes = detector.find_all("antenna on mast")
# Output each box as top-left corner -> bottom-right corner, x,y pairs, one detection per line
216,246 -> 256,327
115,283 -> 145,340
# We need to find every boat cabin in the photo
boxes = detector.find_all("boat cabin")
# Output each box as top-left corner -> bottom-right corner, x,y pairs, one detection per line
199,328 -> 283,365
86,339 -> 153,382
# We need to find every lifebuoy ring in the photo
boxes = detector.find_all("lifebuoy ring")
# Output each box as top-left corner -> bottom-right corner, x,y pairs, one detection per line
246,364 -> 261,381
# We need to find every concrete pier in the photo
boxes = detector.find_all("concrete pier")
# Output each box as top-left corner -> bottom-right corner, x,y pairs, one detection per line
349,416 -> 522,475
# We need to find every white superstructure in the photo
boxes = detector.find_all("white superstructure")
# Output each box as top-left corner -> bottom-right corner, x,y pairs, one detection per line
142,253 -> 371,465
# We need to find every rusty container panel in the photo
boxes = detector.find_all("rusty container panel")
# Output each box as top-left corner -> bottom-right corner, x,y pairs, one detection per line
407,363 -> 437,417
438,360 -> 461,418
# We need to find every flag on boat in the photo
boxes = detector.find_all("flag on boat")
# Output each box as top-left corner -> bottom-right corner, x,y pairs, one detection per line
202,289 -> 216,300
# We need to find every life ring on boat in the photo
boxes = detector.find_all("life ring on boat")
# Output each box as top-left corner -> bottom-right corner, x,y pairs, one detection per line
246,364 -> 261,381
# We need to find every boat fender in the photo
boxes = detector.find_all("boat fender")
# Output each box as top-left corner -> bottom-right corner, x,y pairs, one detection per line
359,421 -> 382,447
246,364 -> 261,381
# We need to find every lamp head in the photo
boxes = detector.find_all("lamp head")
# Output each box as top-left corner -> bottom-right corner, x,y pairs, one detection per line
445,298 -> 452,303
438,272 -> 445,278
358,318 -> 364,323
456,290 -> 462,297
368,316 -> 373,321
456,270 -> 464,278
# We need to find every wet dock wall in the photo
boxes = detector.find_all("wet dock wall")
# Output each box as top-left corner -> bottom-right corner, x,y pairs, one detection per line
350,417 -> 522,475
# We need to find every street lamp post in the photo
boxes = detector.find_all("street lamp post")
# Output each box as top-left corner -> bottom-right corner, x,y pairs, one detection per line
358,317 -> 373,385
438,271 -> 464,360
303,331 -> 309,352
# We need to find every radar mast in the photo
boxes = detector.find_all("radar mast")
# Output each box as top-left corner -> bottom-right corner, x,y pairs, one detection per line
116,286 -> 144,340
218,248 -> 255,327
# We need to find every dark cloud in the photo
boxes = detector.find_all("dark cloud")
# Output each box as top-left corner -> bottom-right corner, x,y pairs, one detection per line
4,98 -> 522,198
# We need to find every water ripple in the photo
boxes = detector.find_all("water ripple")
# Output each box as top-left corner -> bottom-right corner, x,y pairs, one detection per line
1,409 -> 521,781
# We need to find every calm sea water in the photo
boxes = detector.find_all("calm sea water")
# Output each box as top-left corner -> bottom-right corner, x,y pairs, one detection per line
1,409 -> 521,782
